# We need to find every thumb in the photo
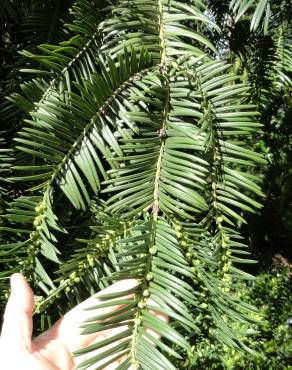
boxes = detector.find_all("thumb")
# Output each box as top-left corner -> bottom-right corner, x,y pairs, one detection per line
1,273 -> 35,351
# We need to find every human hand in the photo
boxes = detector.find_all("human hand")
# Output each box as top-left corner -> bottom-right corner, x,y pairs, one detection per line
0,273 -> 165,370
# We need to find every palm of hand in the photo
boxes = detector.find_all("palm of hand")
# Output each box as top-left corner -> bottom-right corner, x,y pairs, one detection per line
0,274 -> 138,370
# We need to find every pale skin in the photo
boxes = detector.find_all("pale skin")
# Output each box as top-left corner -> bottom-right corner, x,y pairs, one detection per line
0,273 -> 166,370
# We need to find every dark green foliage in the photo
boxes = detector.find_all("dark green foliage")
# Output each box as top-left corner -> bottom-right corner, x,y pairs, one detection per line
183,267 -> 292,369
0,0 -> 291,368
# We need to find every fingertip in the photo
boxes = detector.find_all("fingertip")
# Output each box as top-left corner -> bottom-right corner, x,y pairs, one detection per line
114,278 -> 138,290
8,272 -> 35,312
10,272 -> 25,289
2,273 -> 34,349
101,279 -> 138,295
